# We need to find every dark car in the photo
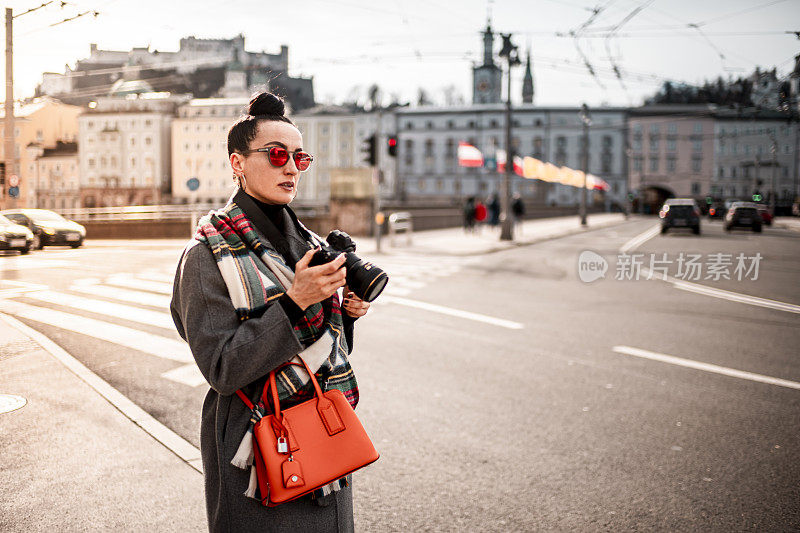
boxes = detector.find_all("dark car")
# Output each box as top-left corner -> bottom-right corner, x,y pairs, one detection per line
724,203 -> 762,233
659,199 -> 701,235
0,209 -> 86,249
0,214 -> 34,254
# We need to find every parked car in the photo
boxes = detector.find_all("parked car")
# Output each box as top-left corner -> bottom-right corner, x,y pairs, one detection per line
0,214 -> 34,254
756,204 -> 773,226
724,203 -> 762,233
659,198 -> 701,235
0,209 -> 86,249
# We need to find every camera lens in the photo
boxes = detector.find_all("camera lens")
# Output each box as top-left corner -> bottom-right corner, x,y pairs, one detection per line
343,253 -> 389,302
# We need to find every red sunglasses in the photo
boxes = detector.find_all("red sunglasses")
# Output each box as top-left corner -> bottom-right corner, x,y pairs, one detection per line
247,146 -> 314,171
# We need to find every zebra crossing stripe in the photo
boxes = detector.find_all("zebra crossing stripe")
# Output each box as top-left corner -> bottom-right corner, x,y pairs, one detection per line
23,290 -> 175,329
106,274 -> 173,295
70,283 -> 172,308
0,299 -> 192,363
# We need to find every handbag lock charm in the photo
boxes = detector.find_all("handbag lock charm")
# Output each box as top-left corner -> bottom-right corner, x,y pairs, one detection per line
277,436 -> 288,454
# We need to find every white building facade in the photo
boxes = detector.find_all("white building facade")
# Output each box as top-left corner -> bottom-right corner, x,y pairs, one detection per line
77,93 -> 189,206
171,98 -> 249,206
292,108 -> 396,208
395,105 -> 629,209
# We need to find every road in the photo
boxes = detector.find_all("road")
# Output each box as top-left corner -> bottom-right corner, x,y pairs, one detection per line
1,218 -> 798,531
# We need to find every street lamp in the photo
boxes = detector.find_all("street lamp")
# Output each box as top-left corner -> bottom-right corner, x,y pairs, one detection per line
579,104 -> 591,227
499,33 -> 521,241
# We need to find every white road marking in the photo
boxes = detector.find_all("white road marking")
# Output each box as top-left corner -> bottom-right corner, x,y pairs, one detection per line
0,299 -> 192,363
137,270 -> 176,283
0,312 -> 202,473
613,345 -> 800,391
106,274 -> 173,295
23,290 -> 177,328
0,259 -> 76,271
70,283 -> 172,308
0,280 -> 49,299
619,224 -> 661,254
642,267 -> 800,315
161,364 -> 207,387
621,226 -> 800,316
381,295 -> 524,329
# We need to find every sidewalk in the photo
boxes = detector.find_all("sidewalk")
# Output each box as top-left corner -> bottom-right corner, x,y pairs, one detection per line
0,314 -> 206,532
359,212 -> 630,256
774,216 -> 800,233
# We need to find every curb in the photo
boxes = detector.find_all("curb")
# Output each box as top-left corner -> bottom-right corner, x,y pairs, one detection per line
0,312 -> 204,475
389,216 -> 634,257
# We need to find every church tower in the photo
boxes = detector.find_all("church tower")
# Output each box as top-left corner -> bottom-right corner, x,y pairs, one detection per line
472,20 -> 502,104
522,48 -> 534,104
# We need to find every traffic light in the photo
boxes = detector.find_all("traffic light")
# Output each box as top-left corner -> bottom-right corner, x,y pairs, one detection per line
705,196 -> 713,205
387,136 -> 397,157
362,134 -> 377,166
752,193 -> 762,202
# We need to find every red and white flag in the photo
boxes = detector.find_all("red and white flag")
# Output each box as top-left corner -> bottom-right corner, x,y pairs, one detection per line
496,150 -> 524,176
458,142 -> 484,167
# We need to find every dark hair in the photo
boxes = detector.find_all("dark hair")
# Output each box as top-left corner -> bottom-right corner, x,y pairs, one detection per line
227,92 -> 295,155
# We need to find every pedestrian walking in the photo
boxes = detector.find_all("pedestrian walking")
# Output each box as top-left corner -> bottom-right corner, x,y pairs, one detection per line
171,92 -> 370,532
463,196 -> 476,233
488,193 -> 500,228
474,199 -> 487,233
512,193 -> 525,235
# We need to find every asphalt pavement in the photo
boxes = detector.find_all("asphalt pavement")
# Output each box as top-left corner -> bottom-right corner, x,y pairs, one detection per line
0,212 -> 629,532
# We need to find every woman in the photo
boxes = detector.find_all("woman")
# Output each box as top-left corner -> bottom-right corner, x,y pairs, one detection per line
171,92 -> 370,532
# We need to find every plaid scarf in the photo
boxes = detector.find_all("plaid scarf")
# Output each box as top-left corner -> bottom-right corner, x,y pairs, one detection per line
195,199 -> 358,502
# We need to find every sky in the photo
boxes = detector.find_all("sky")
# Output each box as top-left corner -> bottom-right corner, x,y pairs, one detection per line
2,0 -> 799,108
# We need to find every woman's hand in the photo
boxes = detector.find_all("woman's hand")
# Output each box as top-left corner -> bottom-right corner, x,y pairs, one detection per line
341,286 -> 370,318
286,248 -> 347,310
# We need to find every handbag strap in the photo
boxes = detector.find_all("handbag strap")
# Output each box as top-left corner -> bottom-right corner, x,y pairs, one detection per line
267,357 -> 325,420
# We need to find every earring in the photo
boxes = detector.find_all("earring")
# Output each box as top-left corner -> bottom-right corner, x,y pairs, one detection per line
234,173 -> 247,191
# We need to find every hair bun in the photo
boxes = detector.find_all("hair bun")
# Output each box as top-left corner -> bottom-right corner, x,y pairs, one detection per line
248,92 -> 285,116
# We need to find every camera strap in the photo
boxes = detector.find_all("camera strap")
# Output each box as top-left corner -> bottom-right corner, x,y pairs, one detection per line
233,189 -> 310,268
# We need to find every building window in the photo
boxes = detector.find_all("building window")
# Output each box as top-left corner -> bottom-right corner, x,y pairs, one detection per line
533,137 -> 543,159
693,122 -> 703,134
667,139 -> 676,152
601,154 -> 612,173
692,158 -> 702,172
668,123 -> 677,134
145,137 -> 152,146
88,158 -> 95,168
692,140 -> 702,153
649,136 -> 659,151
632,138 -> 642,151
130,137 -> 136,147
145,119 -> 152,127
447,120 -> 455,129
405,122 -> 414,130
404,139 -> 413,166
424,139 -> 434,157
666,158 -> 676,172
691,182 -> 700,194
649,158 -> 659,172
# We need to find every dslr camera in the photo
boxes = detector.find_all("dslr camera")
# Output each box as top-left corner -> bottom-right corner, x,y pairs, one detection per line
309,230 -> 388,302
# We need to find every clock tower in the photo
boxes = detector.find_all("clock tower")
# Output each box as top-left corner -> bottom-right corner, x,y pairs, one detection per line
472,21 -> 502,104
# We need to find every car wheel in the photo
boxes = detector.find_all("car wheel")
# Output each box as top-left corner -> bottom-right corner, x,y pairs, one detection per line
32,234 -> 43,249
753,225 -> 762,233
661,226 -> 668,234
692,226 -> 700,235
70,240 -> 83,248
19,246 -> 30,255
725,224 -> 732,232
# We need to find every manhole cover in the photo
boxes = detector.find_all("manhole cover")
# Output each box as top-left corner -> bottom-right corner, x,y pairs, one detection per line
0,394 -> 27,414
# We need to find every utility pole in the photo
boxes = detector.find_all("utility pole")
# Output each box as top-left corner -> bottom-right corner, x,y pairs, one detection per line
2,8 -> 13,210
579,104 -> 591,226
769,134 -> 778,215
499,33 -> 521,241
374,106 -> 383,253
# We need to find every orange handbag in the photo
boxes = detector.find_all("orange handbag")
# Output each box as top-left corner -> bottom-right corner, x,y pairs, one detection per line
236,357 -> 379,507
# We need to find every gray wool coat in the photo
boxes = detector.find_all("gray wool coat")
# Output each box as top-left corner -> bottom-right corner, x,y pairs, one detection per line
171,237 -> 355,533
